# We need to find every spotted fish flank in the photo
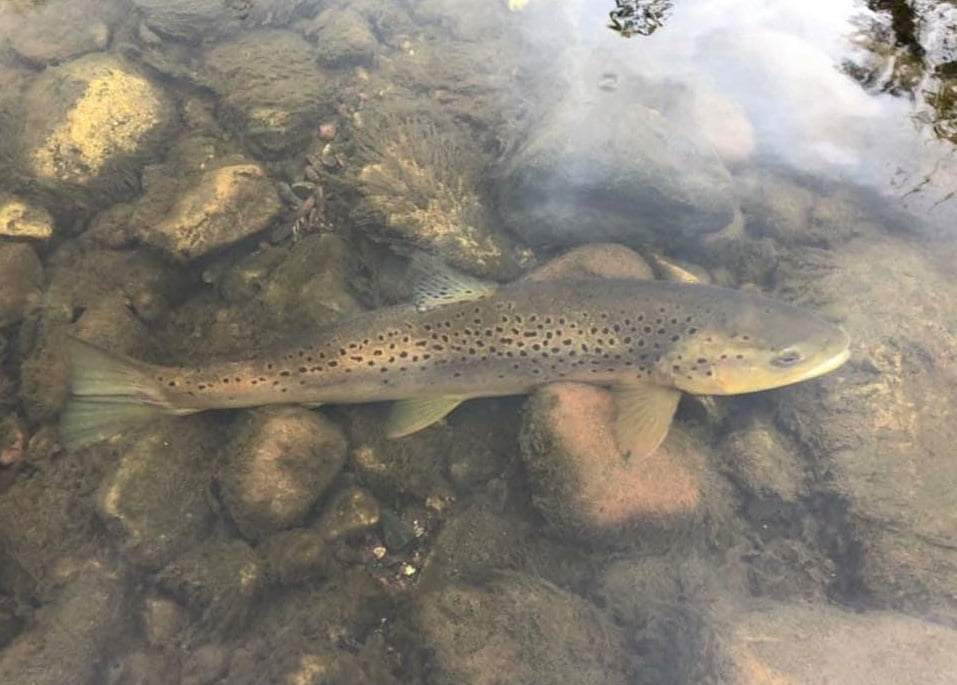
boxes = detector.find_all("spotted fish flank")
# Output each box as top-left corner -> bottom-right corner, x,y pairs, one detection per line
60,257 -> 850,456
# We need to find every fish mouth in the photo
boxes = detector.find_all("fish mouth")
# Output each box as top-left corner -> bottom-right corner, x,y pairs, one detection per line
802,328 -> 851,380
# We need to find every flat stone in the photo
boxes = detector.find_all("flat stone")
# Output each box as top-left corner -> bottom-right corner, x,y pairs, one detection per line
143,163 -> 281,261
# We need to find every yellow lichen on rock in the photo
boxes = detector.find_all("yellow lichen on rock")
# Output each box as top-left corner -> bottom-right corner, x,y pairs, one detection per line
144,163 -> 281,261
23,55 -> 170,189
0,194 -> 53,240
31,71 -> 158,183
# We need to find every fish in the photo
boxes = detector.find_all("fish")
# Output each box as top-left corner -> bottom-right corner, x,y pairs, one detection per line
59,255 -> 850,457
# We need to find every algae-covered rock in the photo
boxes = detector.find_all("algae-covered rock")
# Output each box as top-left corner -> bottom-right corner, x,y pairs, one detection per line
314,486 -> 381,542
714,601 -> 957,684
308,8 -> 378,67
141,594 -> 188,650
202,30 -> 328,157
96,420 -> 218,570
351,107 -> 523,280
520,383 -> 718,542
720,418 -> 806,502
157,539 -> 264,633
180,644 -> 229,685
219,407 -> 347,541
0,242 -> 41,328
411,571 -> 632,685
260,528 -> 332,586
133,0 -> 311,43
17,248 -> 174,421
773,237 -> 957,617
141,163 -> 282,261
0,453 -> 100,599
222,569 -> 392,684
18,54 -> 173,198
219,233 -> 362,328
597,554 -> 718,683
0,567 -> 127,685
8,0 -> 112,66
739,171 -> 882,247
0,193 -> 54,240
497,96 -> 736,248
348,406 -> 454,502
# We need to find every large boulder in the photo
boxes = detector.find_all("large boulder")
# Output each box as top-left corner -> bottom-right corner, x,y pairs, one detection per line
202,30 -> 329,157
411,571 -> 632,685
773,236 -> 957,619
497,95 -> 736,248
17,54 -> 173,200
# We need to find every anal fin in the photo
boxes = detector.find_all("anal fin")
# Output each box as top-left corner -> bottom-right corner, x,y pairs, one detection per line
385,395 -> 466,438
611,384 -> 682,460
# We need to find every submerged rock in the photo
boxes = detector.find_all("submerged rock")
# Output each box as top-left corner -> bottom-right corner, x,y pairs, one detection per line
18,53 -> 173,199
8,0 -> 112,66
260,528 -> 331,586
222,570 -> 392,684
314,486 -> 381,541
348,406 -> 454,502
523,242 -> 654,282
17,248 -> 173,421
773,237 -> 957,618
497,96 -> 736,248
351,107 -> 523,280
714,601 -> 957,684
0,242 -> 41,328
156,539 -> 264,634
133,0 -> 310,43
202,30 -> 328,157
0,193 -> 54,240
307,8 -> 378,67
0,453 -> 99,599
219,407 -> 347,541
0,567 -> 126,685
95,420 -> 218,570
412,571 -> 632,685
140,163 -> 282,261
520,383 -> 716,541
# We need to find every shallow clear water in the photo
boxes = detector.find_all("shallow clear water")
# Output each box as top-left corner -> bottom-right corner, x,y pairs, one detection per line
0,1 -> 955,683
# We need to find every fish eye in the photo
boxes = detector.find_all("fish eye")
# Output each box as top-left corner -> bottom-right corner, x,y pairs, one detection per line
772,349 -> 804,367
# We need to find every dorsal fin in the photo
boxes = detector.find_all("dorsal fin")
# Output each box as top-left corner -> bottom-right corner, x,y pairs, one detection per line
410,253 -> 498,311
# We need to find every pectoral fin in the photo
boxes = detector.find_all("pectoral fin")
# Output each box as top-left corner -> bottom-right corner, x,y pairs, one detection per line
410,253 -> 498,311
385,395 -> 466,438
611,384 -> 682,459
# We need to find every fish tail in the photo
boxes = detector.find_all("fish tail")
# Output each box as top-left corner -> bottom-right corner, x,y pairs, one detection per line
59,337 -> 177,450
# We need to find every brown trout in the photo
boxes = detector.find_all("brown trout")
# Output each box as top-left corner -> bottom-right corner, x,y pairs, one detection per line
60,256 -> 850,456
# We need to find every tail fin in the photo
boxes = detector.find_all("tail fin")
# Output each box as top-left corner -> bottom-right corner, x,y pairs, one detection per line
59,338 -> 175,450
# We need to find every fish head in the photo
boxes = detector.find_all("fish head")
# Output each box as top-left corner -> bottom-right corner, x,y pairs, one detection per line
662,287 -> 851,396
